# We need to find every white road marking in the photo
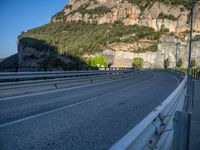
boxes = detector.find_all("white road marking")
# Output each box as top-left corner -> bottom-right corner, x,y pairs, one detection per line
0,71 -> 143,101
0,72 -> 156,128
166,73 -> 180,85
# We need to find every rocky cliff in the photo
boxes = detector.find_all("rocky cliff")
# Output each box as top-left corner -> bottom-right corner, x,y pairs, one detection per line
100,35 -> 200,68
52,0 -> 200,34
17,0 -> 200,69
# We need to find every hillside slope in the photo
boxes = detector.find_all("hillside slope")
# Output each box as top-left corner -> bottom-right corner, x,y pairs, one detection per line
17,0 -> 200,69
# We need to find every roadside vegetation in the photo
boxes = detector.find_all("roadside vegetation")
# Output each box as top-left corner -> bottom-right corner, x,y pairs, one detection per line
85,56 -> 107,67
164,58 -> 170,69
132,57 -> 144,68
177,58 -> 183,68
191,58 -> 196,68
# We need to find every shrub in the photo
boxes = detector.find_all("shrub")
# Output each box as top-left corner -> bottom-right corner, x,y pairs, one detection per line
52,10 -> 65,21
132,57 -> 144,68
138,44 -> 158,52
127,0 -> 192,11
177,58 -> 183,68
86,56 -> 108,67
71,5 -> 111,15
191,58 -> 196,68
193,35 -> 200,41
158,12 -> 177,21
164,58 -> 170,69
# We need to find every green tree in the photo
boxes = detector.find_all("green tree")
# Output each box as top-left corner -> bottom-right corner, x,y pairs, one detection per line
132,57 -> 144,68
164,58 -> 170,69
87,56 -> 108,67
177,58 -> 183,68
191,58 -> 196,68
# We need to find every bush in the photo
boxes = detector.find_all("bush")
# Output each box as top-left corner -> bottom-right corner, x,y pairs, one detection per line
86,56 -> 108,67
132,57 -> 144,68
193,35 -> 200,41
71,5 -> 111,15
158,12 -> 177,21
191,58 -> 196,68
127,0 -> 192,11
177,58 -> 183,68
138,44 -> 158,52
164,58 -> 170,69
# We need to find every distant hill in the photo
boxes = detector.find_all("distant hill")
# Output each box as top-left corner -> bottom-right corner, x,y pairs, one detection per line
0,58 -> 5,62
0,54 -> 18,71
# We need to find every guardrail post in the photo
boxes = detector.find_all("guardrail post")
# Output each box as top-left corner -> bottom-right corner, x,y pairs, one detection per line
15,66 -> 19,81
193,69 -> 195,78
15,66 -> 18,72
173,111 -> 191,150
44,66 -> 47,72
191,80 -> 195,108
196,70 -> 198,79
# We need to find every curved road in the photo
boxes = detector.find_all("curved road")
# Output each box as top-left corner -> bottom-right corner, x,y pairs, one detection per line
0,70 -> 179,150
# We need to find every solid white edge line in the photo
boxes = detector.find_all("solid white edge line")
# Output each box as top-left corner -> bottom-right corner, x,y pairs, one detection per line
0,71 -> 142,101
0,72 -> 156,128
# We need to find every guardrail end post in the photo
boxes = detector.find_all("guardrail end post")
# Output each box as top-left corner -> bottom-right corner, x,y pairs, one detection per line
173,111 -> 191,150
90,79 -> 93,84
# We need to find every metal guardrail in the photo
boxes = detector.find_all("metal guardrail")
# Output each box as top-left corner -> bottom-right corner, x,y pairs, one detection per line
0,69 -> 138,98
0,69 -> 134,81
0,69 -> 136,88
0,65 -> 97,72
0,65 -> 132,72
110,75 -> 187,150
0,70 -> 137,90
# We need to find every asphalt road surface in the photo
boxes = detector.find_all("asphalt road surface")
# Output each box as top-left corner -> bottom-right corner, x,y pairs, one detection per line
0,70 -> 179,150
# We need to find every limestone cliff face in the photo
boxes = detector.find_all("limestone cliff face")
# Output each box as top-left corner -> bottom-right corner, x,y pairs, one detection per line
17,37 -> 78,70
100,35 -> 200,68
139,2 -> 188,33
52,0 -> 200,34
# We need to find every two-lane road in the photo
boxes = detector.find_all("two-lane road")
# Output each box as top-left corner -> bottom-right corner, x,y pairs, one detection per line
0,70 -> 179,150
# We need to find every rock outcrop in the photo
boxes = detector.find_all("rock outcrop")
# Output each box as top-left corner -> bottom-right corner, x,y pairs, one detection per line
17,37 -> 87,70
52,0 -> 200,34
139,2 -> 189,33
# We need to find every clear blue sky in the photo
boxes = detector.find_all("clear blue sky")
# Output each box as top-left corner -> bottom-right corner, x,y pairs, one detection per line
0,0 -> 68,58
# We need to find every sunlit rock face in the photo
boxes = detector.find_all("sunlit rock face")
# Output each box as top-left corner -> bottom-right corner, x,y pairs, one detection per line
52,0 -> 200,34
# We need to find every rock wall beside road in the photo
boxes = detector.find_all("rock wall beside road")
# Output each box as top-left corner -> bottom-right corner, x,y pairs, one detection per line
100,35 -> 200,68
